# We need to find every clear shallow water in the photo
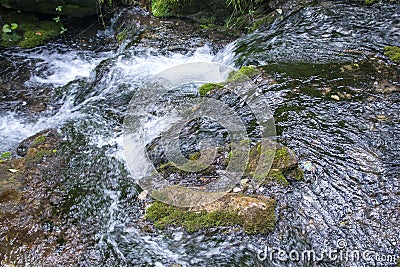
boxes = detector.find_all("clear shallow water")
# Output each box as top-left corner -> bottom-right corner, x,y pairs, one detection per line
234,1 -> 400,65
1,1 -> 400,266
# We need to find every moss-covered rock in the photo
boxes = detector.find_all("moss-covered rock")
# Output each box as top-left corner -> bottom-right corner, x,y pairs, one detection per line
384,46 -> 400,64
142,61 -> 303,233
146,194 -> 276,234
150,139 -> 301,191
247,13 -> 276,33
227,65 -> 260,82
364,0 -> 378,5
244,141 -> 301,186
199,82 -> 223,96
0,11 -> 60,48
146,201 -> 243,232
151,0 -> 228,18
19,21 -> 60,48
151,0 -> 194,17
0,0 -> 98,17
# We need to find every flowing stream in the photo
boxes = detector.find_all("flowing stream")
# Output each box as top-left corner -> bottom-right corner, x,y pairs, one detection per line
0,1 -> 399,266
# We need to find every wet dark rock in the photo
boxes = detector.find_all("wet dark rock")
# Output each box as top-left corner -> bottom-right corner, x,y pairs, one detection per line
0,129 -> 88,265
0,53 -> 54,115
147,137 -> 302,190
16,128 -> 59,157
145,68 -> 303,189
142,65 -> 303,234
114,7 -> 235,52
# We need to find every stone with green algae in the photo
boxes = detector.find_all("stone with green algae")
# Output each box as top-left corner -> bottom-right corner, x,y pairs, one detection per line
384,46 -> 400,64
145,193 -> 276,234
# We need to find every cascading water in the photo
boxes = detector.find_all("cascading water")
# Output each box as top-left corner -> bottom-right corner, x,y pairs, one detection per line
0,1 -> 399,266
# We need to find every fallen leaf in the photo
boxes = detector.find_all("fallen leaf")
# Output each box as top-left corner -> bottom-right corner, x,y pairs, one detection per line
8,169 -> 19,173
376,115 -> 388,121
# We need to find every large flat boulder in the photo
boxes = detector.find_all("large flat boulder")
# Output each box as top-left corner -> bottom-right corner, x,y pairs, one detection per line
145,193 -> 276,234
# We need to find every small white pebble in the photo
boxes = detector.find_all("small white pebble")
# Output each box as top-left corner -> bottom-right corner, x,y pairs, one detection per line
138,190 -> 148,201
232,187 -> 242,193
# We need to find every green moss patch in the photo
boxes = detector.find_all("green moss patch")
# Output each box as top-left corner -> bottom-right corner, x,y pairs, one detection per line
146,201 -> 242,232
33,135 -> 46,146
199,83 -> 224,96
1,11 -> 60,48
151,0 -> 196,17
116,29 -> 128,44
265,169 -> 289,186
0,152 -> 12,161
19,21 -> 60,48
247,14 -> 276,33
197,66 -> 260,96
292,168 -> 305,181
227,66 -> 260,82
146,195 -> 276,234
384,46 -> 400,63
27,149 -> 57,162
244,142 -> 302,186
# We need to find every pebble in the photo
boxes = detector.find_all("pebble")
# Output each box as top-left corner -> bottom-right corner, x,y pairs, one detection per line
331,95 -> 340,101
138,190 -> 148,201
232,187 -> 242,193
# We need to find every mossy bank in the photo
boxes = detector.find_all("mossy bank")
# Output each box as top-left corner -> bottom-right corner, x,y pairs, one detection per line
0,10 -> 60,48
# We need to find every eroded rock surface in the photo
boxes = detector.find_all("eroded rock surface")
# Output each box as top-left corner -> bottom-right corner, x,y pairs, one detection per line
0,129 -> 88,265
